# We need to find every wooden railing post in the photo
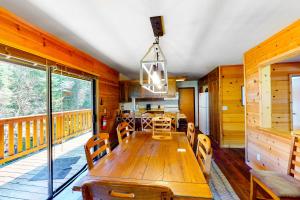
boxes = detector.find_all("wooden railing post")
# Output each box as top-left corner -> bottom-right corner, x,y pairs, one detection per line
40,118 -> 44,145
56,115 -> 61,142
64,114 -> 68,137
33,120 -> 37,147
25,121 -> 30,150
0,124 -> 4,159
70,113 -> 74,135
17,122 -> 23,153
74,113 -> 77,134
8,123 -> 14,156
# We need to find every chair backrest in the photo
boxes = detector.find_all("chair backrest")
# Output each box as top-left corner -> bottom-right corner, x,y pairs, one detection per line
187,122 -> 195,147
121,113 -> 135,132
164,113 -> 177,131
152,116 -> 172,133
288,134 -> 300,180
116,122 -> 130,144
196,134 -> 212,177
141,113 -> 153,131
84,133 -> 110,170
81,180 -> 174,200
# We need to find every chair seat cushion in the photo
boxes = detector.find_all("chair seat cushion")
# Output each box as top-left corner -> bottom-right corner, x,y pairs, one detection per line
251,169 -> 300,198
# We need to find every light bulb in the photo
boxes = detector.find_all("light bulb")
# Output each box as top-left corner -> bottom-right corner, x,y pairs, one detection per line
152,71 -> 160,85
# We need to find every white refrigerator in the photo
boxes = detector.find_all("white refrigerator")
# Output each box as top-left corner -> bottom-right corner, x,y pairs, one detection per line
199,92 -> 209,135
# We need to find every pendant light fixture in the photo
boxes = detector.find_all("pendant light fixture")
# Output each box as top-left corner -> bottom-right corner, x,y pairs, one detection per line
140,16 -> 168,94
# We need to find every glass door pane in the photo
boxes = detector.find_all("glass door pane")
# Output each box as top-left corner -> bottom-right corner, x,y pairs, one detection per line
51,67 -> 93,191
0,59 -> 49,199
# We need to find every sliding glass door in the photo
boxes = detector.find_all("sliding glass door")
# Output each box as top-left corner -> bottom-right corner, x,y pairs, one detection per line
0,54 -> 96,199
0,58 -> 49,199
51,66 -> 93,191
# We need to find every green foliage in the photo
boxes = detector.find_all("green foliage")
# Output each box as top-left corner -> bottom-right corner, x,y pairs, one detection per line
0,60 -> 92,118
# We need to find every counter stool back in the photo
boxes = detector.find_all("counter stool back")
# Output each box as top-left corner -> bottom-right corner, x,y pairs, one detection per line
121,113 -> 135,132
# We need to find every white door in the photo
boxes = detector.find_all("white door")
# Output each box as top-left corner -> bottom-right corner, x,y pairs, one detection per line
292,76 -> 300,130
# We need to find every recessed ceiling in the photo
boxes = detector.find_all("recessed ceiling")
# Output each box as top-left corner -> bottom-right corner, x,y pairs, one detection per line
1,0 -> 300,79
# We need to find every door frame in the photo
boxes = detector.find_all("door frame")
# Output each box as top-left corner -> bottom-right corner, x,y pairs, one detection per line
178,87 -> 195,124
289,73 -> 300,131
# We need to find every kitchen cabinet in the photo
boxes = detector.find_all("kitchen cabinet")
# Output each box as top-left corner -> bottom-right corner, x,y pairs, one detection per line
119,79 -> 177,102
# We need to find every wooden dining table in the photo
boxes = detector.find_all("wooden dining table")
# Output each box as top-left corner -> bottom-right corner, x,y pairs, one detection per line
73,132 -> 212,199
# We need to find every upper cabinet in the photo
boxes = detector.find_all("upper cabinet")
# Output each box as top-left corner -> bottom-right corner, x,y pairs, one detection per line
119,79 -> 177,102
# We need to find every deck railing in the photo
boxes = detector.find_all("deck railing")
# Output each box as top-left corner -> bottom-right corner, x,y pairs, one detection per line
0,109 -> 92,165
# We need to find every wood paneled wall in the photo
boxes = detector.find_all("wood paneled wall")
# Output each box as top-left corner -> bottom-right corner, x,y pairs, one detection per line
207,68 -> 220,145
244,19 -> 300,171
0,8 -> 119,132
199,65 -> 245,147
271,62 -> 300,131
220,65 -> 245,147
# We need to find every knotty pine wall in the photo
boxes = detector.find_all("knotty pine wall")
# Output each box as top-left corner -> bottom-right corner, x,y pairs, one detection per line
199,65 -> 244,148
271,62 -> 300,131
244,19 -> 300,171
220,65 -> 245,147
0,8 -> 119,133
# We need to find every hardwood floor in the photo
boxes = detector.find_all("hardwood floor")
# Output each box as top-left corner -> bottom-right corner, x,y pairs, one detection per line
212,143 -> 251,200
212,143 -> 270,200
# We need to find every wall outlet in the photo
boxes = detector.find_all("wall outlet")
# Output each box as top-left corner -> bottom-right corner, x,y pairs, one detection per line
256,153 -> 261,161
222,106 -> 228,111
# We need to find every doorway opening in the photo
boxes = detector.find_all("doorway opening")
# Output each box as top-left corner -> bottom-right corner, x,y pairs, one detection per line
178,88 -> 195,124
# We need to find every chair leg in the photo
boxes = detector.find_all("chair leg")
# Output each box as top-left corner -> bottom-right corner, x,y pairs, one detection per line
250,175 -> 257,200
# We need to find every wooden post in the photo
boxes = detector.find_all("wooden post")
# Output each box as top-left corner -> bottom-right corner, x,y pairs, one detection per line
33,120 -> 37,147
8,123 -> 14,156
17,122 -> 23,152
46,118 -> 49,145
71,114 -> 75,135
0,124 -> 4,159
74,114 -> 77,134
64,114 -> 68,138
56,116 -> 61,141
52,116 -> 55,143
26,121 -> 30,150
78,113 -> 82,135
40,118 -> 44,145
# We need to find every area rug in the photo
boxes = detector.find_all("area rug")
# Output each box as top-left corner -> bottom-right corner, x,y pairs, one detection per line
209,160 -> 240,200
30,156 -> 80,181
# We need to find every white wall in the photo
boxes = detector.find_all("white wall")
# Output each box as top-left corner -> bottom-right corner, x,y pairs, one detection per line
177,80 -> 199,127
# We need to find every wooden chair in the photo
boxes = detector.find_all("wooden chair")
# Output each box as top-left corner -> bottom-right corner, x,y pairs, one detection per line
116,122 -> 130,144
152,116 -> 172,139
196,134 -> 212,178
121,113 -> 135,132
141,113 -> 153,132
250,134 -> 300,200
84,133 -> 110,170
164,113 -> 177,131
187,122 -> 195,148
81,180 -> 174,200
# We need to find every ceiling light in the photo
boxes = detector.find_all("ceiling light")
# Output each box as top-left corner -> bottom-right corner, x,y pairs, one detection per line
176,77 -> 186,82
140,16 -> 168,94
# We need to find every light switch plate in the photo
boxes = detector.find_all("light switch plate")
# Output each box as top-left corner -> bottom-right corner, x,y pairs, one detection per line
222,106 -> 228,111
256,153 -> 261,161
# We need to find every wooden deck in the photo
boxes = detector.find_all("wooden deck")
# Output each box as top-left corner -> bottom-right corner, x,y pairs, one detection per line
0,132 -> 91,200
